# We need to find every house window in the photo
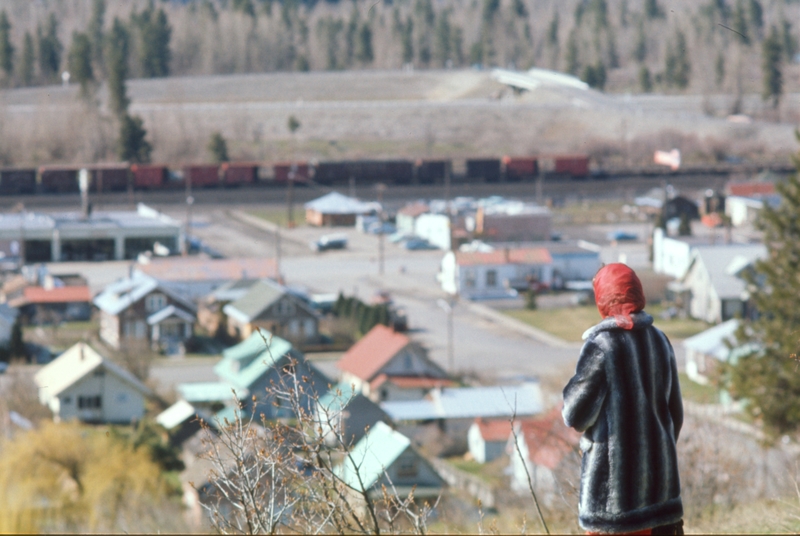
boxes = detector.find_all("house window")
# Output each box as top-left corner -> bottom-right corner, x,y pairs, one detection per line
396,458 -> 418,478
288,320 -> 300,337
277,299 -> 296,316
145,293 -> 167,313
303,319 -> 316,337
486,270 -> 497,287
403,353 -> 413,371
464,269 -> 476,289
63,396 -> 72,404
78,395 -> 102,409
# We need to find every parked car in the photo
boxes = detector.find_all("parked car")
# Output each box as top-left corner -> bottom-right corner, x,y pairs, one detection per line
367,221 -> 396,235
311,234 -> 348,252
606,230 -> 638,241
403,238 -> 437,250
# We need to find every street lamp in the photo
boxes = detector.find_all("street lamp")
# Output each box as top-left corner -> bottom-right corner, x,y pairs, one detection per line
437,297 -> 456,374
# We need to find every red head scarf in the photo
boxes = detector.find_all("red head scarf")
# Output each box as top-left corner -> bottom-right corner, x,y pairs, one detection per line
593,263 -> 646,330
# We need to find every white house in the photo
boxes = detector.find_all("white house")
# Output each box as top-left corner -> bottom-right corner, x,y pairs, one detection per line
468,419 -> 511,464
679,245 -> 766,324
35,342 -> 152,424
652,228 -> 709,280
414,213 -> 451,250
682,319 -> 739,385
439,248 -> 553,299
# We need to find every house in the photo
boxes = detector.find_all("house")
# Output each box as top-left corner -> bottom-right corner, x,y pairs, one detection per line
439,248 -> 553,299
304,192 -> 379,227
222,279 -> 320,346
396,202 -> 429,234
414,213 -> 452,250
177,330 -> 329,418
94,272 -> 197,354
156,399 -> 213,447
34,342 -> 152,424
678,245 -> 766,323
316,381 -> 393,446
468,418 -> 512,464
661,195 -> 700,223
336,324 -> 450,402
0,303 -> 19,356
336,421 -> 445,500
725,194 -> 781,227
683,319 -> 740,386
197,279 -> 261,336
475,203 -> 552,242
508,408 -> 580,504
14,285 -> 92,325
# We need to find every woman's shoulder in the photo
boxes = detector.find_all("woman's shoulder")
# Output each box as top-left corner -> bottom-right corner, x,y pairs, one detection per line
581,312 -> 654,341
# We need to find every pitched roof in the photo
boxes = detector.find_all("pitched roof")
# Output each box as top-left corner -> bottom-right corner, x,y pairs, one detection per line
93,272 -> 197,316
516,408 -> 580,470
209,279 -> 262,303
687,245 -> 767,299
381,382 -> 544,421
318,381 -> 360,414
136,257 -> 277,282
176,381 -> 245,404
455,248 -> 552,266
156,399 -> 200,430
369,374 -> 456,392
146,304 -> 196,325
304,191 -> 378,215
222,279 -> 290,323
23,286 -> 91,304
474,418 -> 513,442
214,330 -> 294,391
397,202 -> 430,218
727,181 -> 776,198
337,325 -> 411,382
682,319 -> 740,361
336,421 -> 412,491
35,342 -> 152,401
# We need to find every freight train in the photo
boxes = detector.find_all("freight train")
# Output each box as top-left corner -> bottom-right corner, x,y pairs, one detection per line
0,155 -> 588,196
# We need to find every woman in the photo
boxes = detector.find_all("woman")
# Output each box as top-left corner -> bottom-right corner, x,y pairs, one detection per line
562,264 -> 684,535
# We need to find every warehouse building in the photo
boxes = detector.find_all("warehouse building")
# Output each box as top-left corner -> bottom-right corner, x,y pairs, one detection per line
0,204 -> 183,263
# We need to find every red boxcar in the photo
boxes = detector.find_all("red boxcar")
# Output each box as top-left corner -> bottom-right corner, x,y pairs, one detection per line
220,162 -> 258,186
39,166 -> 79,193
88,164 -> 129,192
502,156 -> 538,182
274,162 -> 310,183
131,164 -> 168,190
554,155 -> 590,177
184,165 -> 220,188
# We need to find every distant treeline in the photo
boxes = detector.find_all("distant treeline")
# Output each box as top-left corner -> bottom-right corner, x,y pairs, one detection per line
0,0 -> 796,95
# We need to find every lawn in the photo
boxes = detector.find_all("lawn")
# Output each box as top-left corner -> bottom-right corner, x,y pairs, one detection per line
677,372 -> 719,405
246,207 -> 306,228
503,303 -> 710,343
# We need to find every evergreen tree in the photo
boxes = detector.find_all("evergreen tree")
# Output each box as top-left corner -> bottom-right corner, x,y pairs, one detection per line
435,12 -> 452,66
67,32 -> 94,97
565,30 -> 579,75
451,26 -> 464,66
729,140 -> 800,438
762,26 -> 783,108
345,9 -> 358,66
590,0 -> 607,29
118,113 -> 152,163
38,13 -> 63,82
135,4 -> 171,78
88,0 -> 106,73
715,52 -> 726,87
547,10 -> 559,47
747,0 -> 763,38
606,28 -> 619,69
644,0 -> 662,19
678,213 -> 691,236
356,22 -> 373,64
333,292 -> 345,316
619,0 -> 629,27
781,20 -> 797,62
401,17 -> 414,64
19,31 -> 34,86
9,318 -> 23,359
638,65 -> 652,92
512,0 -> 527,18
665,31 -> 691,89
0,11 -> 14,83
207,132 -> 229,162
106,18 -> 130,116
633,21 -> 647,62
582,61 -> 606,90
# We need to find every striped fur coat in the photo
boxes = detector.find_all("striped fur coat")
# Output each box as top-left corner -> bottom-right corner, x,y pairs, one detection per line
562,312 -> 683,534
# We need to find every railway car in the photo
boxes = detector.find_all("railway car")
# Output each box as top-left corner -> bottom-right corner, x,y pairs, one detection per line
311,161 -> 350,185
554,155 -> 590,177
502,156 -> 538,182
131,164 -> 168,190
273,162 -> 310,184
221,162 -> 258,186
416,160 -> 449,184
39,166 -> 79,193
0,168 -> 37,195
184,164 -> 221,188
466,158 -> 502,182
87,164 -> 130,192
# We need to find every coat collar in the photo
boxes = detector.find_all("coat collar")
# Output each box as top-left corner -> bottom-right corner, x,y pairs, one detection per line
581,312 -> 653,340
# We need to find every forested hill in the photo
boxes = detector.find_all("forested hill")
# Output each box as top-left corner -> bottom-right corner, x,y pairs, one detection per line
0,0 -> 797,96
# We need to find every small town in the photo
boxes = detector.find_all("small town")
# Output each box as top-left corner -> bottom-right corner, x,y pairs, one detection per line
1,0 -> 800,534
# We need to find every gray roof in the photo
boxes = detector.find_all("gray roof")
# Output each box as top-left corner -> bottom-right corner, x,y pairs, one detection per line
687,244 -> 767,299
0,204 -> 180,235
147,304 -> 196,325
94,272 -> 197,316
304,191 -> 379,215
222,279 -> 294,324
683,319 -> 739,362
381,382 -> 543,422
209,279 -> 262,303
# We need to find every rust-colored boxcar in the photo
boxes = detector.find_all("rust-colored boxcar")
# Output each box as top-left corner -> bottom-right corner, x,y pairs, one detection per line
273,162 -> 310,183
502,156 -> 538,182
131,164 -> 168,189
554,155 -> 590,177
184,165 -> 221,188
88,164 -> 130,192
221,162 -> 258,186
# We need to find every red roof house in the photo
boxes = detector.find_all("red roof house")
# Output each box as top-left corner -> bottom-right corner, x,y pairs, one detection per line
16,285 -> 92,325
337,324 -> 449,402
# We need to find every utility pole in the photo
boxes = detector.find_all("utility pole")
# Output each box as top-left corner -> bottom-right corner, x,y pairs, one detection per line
185,172 -> 193,256
287,164 -> 296,229
376,183 -> 386,276
444,161 -> 453,251
275,224 -> 282,284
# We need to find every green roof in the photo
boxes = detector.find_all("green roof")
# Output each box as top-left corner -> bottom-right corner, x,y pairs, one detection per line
336,421 -> 411,491
225,279 -> 286,322
214,330 -> 294,391
318,381 -> 358,414
177,381 -> 243,403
